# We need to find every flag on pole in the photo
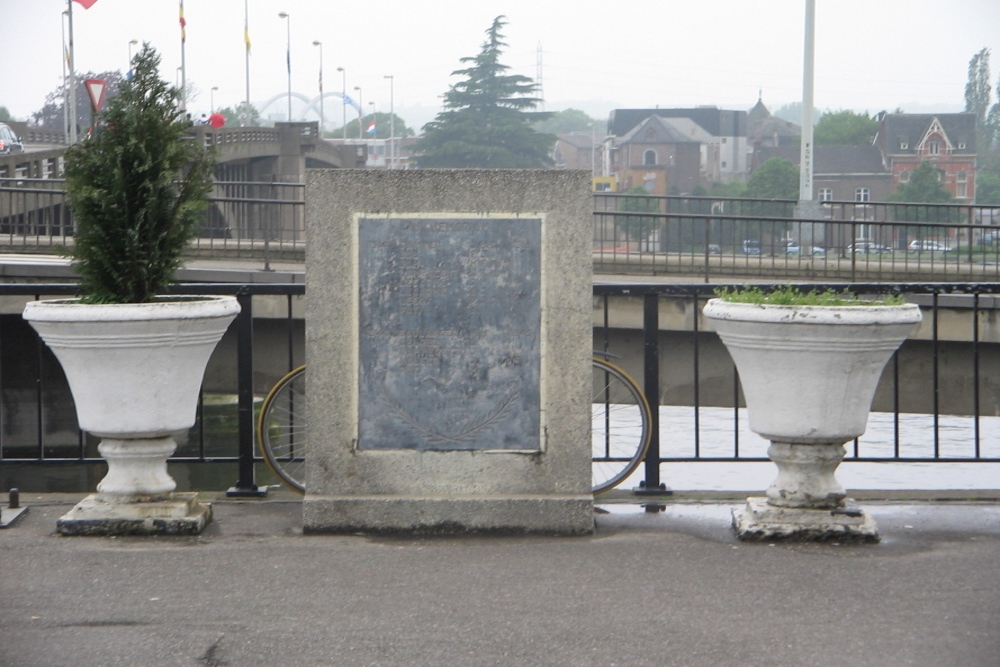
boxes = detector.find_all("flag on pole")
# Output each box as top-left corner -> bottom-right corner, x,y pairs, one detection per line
64,43 -> 72,70
366,121 -> 376,135
286,48 -> 290,74
319,70 -> 323,94
73,0 -> 98,8
244,26 -> 252,54
179,1 -> 186,43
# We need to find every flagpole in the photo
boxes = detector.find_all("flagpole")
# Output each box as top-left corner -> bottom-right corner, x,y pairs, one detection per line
179,0 -> 187,114
67,0 -> 78,144
244,0 -> 251,125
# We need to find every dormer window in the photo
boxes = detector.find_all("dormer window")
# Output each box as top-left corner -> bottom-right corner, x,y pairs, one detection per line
958,142 -> 967,150
900,142 -> 908,150
928,141 -> 940,155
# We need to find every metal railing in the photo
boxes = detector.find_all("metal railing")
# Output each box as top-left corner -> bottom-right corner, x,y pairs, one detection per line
0,281 -> 997,495
6,184 -> 1000,280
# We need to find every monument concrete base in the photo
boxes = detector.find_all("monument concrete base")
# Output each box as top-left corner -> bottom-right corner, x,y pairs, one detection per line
56,492 -> 212,536
303,494 -> 595,535
732,496 -> 879,543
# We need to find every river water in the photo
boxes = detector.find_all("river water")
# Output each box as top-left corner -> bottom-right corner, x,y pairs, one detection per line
629,406 -> 1000,492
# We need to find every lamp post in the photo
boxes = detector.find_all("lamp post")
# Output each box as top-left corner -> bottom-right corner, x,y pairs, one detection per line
211,86 -> 219,113
337,67 -> 346,139
312,41 -> 324,134
278,12 -> 291,121
128,39 -> 138,76
384,74 -> 394,169
354,86 -> 363,140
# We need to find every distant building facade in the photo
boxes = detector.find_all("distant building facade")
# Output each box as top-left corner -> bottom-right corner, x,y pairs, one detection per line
873,112 -> 977,202
607,107 -> 748,187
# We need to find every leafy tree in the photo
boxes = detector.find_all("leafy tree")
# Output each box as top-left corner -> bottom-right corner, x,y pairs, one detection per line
814,109 -> 876,146
976,171 -> 1000,205
771,102 -> 803,124
616,186 -> 660,241
892,161 -> 953,204
746,157 -> 798,200
0,106 -> 11,121
219,102 -> 261,127
63,44 -> 215,304
532,108 -> 598,135
965,48 -> 992,125
338,112 -> 414,140
412,16 -> 554,168
31,71 -> 125,133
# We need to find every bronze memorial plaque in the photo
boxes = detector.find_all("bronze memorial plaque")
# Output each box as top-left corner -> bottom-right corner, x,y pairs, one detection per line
358,217 -> 541,450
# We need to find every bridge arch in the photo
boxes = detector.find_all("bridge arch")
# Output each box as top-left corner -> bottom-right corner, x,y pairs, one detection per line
258,92 -> 360,122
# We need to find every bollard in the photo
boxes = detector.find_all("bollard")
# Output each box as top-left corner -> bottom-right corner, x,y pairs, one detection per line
1,488 -> 29,528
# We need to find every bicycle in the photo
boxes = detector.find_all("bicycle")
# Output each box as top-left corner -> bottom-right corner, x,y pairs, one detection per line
256,356 -> 651,495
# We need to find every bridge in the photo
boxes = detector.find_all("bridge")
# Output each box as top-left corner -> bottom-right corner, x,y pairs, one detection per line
0,121 -> 364,183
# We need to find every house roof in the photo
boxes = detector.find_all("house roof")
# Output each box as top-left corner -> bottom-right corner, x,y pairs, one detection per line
617,115 -> 698,145
876,112 -> 977,154
608,107 -> 747,138
754,145 -> 887,175
556,131 -> 597,149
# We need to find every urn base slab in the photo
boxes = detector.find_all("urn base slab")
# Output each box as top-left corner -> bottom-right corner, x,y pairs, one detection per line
732,496 -> 879,543
56,492 -> 212,536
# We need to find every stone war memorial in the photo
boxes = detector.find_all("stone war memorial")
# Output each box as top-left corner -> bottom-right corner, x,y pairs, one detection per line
303,170 -> 594,534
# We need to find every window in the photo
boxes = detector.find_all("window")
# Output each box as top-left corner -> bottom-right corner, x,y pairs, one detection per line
900,171 -> 909,182
855,188 -> 870,202
959,142 -> 967,150
928,141 -> 940,155
643,149 -> 656,166
900,142 -> 908,150
818,188 -> 833,201
957,171 -> 968,198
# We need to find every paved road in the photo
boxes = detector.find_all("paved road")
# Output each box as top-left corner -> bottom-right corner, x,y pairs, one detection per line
2,495 -> 999,666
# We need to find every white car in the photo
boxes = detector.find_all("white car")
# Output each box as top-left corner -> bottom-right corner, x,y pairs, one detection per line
908,240 -> 952,253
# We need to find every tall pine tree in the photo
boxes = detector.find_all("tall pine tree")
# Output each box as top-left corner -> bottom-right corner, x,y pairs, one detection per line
413,16 -> 554,168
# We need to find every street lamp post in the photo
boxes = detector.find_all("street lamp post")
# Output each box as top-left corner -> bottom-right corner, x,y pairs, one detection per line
312,41 -> 324,134
211,86 -> 219,113
128,39 -> 138,75
278,12 -> 291,122
337,67 -> 346,139
354,86 -> 363,140
384,74 -> 394,169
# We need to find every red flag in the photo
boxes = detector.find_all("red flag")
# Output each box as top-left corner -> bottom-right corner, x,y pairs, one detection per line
179,1 -> 187,43
73,0 -> 99,8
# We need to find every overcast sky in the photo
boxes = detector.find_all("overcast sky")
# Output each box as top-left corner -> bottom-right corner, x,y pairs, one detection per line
4,0 -> 1000,131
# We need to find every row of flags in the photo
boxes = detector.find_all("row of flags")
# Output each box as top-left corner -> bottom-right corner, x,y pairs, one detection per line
69,0 -> 373,123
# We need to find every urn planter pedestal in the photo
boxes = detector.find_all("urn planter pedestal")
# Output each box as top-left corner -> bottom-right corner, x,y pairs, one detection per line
703,298 -> 922,542
23,296 -> 240,536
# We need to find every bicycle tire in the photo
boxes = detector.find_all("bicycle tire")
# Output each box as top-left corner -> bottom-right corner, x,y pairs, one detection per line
257,365 -> 308,494
591,357 -> 652,494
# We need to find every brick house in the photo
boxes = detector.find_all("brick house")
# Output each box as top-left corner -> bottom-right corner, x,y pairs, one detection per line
604,115 -> 701,195
873,112 -> 977,202
608,107 -> 748,184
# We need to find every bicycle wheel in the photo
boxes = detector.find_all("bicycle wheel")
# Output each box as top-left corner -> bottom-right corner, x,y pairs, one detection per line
592,357 -> 652,494
257,365 -> 307,494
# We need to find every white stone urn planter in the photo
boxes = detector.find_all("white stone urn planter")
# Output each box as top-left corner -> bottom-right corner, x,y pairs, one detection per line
23,296 -> 240,535
703,297 -> 922,541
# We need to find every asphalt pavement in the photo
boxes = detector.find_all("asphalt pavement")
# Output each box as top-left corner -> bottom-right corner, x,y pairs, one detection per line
2,494 -> 999,667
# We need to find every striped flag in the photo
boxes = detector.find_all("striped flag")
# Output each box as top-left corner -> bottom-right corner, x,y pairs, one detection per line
179,1 -> 186,43
366,121 -> 376,135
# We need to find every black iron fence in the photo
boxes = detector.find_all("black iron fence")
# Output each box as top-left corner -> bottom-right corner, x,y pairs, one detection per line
1,281 -> 997,495
5,182 -> 1000,280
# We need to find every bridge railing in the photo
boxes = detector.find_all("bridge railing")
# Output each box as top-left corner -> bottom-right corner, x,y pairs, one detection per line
4,182 -> 1000,279
0,281 -> 997,496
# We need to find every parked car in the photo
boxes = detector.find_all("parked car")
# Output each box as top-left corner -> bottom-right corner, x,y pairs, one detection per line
785,242 -> 826,256
847,241 -> 892,254
908,240 -> 952,253
0,123 -> 24,155
742,240 -> 761,255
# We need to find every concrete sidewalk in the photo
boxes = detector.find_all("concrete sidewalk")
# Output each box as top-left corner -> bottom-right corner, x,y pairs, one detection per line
2,495 -> 999,667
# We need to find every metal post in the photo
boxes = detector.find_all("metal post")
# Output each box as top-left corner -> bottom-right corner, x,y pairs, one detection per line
227,292 -> 267,497
635,293 -> 670,495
